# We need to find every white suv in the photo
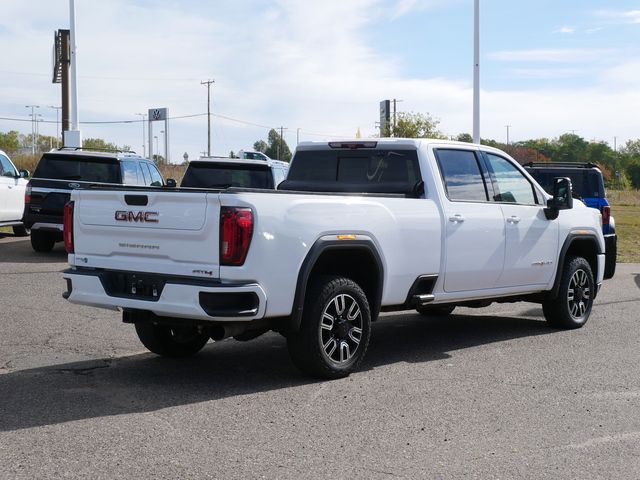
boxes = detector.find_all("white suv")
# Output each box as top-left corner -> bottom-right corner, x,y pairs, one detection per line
0,150 -> 29,236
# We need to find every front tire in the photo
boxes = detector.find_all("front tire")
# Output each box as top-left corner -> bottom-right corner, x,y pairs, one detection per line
12,225 -> 30,237
30,230 -> 55,252
287,276 -> 371,379
543,256 -> 594,329
134,321 -> 209,358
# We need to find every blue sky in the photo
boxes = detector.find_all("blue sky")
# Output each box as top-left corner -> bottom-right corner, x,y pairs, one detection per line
0,0 -> 638,161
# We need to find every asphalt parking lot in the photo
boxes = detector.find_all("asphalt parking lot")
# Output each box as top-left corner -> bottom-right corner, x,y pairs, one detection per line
1,233 -> 639,479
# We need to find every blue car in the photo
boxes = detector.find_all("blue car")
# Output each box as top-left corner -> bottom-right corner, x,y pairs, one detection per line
524,162 -> 616,278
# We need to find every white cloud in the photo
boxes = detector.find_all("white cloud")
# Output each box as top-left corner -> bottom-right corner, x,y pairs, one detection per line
595,9 -> 640,24
488,48 -> 614,63
554,26 -> 576,34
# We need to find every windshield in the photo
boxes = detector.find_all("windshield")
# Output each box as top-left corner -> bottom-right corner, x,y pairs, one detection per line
180,163 -> 274,189
33,154 -> 121,183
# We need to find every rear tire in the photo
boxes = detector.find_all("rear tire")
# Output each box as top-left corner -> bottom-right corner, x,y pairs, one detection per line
416,305 -> 455,316
30,230 -> 55,252
134,321 -> 209,358
543,256 -> 594,329
287,275 -> 371,379
12,225 -> 30,237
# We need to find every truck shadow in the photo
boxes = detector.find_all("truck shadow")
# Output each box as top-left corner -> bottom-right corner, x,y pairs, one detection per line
0,236 -> 67,264
0,312 -> 553,432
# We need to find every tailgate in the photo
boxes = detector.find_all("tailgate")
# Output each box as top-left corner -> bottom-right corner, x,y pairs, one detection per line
71,189 -> 221,279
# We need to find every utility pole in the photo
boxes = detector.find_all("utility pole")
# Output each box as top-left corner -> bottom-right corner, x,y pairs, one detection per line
297,127 -> 301,145
505,125 -> 511,145
48,106 -> 62,147
135,112 -> 147,157
473,0 -> 480,144
201,79 -> 215,156
613,136 -> 617,153
25,105 -> 40,154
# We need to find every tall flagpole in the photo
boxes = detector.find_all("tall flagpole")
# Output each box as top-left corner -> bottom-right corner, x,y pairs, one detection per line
472,0 -> 480,144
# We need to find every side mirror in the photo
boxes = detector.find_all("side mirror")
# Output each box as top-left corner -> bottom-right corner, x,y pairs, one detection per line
165,178 -> 177,188
544,177 -> 573,220
18,169 -> 30,179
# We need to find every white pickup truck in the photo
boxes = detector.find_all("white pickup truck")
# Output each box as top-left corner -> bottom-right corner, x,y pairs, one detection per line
63,139 -> 612,378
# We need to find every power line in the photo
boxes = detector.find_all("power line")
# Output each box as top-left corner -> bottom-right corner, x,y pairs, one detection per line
0,112 -> 355,138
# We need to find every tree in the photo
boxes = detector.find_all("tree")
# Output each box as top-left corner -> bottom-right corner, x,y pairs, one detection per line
383,112 -> 446,139
253,129 -> 292,161
83,137 -> 130,152
455,133 -> 473,143
253,140 -> 268,153
552,133 -> 588,163
625,160 -> 640,189
0,130 -> 21,154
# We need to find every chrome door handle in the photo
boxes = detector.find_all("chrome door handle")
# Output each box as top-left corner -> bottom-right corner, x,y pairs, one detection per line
506,216 -> 521,224
449,214 -> 465,223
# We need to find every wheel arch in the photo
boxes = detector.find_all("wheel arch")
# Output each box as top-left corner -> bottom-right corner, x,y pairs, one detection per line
288,237 -> 384,332
551,233 -> 602,298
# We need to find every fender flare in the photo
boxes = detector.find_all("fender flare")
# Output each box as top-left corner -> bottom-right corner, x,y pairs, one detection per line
551,233 -> 602,298
288,238 -> 384,331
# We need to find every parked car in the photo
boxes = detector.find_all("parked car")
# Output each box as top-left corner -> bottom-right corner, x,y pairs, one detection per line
181,156 -> 289,189
0,150 -> 30,236
23,148 -> 171,252
237,150 -> 271,161
63,139 -> 612,378
524,162 -> 616,278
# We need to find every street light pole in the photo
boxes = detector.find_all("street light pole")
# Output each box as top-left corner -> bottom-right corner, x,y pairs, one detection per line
48,106 -> 62,147
25,105 -> 40,154
135,113 -> 147,157
472,0 -> 480,144
505,124 -> 511,145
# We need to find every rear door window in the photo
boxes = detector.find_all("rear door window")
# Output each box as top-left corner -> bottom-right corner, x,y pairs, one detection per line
33,154 -> 121,183
434,149 -> 488,202
139,163 -> 151,185
121,161 -> 145,185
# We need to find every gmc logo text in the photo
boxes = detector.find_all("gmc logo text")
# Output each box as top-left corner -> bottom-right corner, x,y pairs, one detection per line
114,211 -> 159,223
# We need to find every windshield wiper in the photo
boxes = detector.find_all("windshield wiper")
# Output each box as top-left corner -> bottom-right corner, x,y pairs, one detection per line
204,183 -> 232,189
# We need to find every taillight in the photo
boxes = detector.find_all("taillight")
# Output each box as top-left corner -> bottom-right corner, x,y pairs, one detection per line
24,185 -> 32,204
63,201 -> 74,253
220,207 -> 253,266
601,205 -> 610,225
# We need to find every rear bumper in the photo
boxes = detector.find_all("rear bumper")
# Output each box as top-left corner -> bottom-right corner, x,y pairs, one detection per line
63,268 -> 267,322
23,212 -> 63,229
604,234 -> 617,280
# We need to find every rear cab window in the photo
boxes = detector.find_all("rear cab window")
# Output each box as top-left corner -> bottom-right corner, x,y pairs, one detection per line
284,147 -> 422,196
33,154 -> 121,183
181,162 -> 274,189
